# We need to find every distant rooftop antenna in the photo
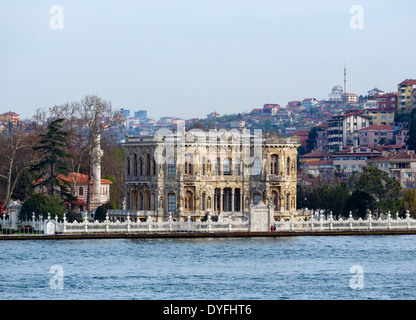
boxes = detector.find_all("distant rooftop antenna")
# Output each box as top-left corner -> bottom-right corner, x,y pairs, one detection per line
344,64 -> 348,93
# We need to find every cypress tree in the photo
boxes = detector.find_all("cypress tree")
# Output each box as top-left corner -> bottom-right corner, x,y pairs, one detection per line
31,118 -> 72,198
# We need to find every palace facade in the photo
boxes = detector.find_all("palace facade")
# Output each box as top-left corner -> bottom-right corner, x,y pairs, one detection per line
123,128 -> 299,220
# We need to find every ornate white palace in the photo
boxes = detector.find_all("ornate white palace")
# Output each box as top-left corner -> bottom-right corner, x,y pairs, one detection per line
121,127 -> 301,222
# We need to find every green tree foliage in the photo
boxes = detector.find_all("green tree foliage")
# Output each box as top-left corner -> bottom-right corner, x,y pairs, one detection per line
351,166 -> 401,205
345,190 -> 374,218
31,118 -> 72,198
306,127 -> 317,153
94,205 -> 107,222
297,166 -> 404,217
406,109 -> 416,151
402,188 -> 416,218
19,193 -> 66,220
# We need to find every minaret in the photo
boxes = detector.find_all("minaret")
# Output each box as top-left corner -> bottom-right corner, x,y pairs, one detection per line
92,134 -> 103,208
344,64 -> 347,93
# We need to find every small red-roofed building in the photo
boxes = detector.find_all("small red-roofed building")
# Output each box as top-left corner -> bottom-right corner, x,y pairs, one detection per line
34,173 -> 112,211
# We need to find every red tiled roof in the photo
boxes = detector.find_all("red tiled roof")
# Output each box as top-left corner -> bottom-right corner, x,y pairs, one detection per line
34,173 -> 112,185
360,125 -> 394,131
304,160 -> 333,166
399,79 -> 416,86
369,151 -> 416,162
300,150 -> 332,158
291,130 -> 309,136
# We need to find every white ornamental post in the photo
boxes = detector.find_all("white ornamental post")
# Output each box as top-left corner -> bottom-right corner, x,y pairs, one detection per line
406,210 -> 411,230
387,211 -> 391,230
290,213 -> 294,231
368,211 -> 372,231
228,212 -> 232,232
63,213 -> 67,233
320,212 -> 324,231
329,211 -> 333,230
105,213 -> 110,233
310,213 -> 314,231
187,213 -> 191,232
126,212 -> 130,233
84,212 -> 88,233
32,212 -> 36,233
349,212 -> 353,230
169,213 -> 173,232
207,212 -> 211,232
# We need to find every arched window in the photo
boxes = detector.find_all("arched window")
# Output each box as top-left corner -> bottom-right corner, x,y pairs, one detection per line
253,157 -> 261,176
146,154 -> 151,176
224,158 -> 232,175
286,194 -> 290,211
215,158 -> 221,175
253,193 -> 261,205
201,193 -> 206,211
126,157 -> 130,175
201,157 -> 206,175
139,157 -> 143,176
270,191 -> 278,210
185,191 -> 193,211
134,154 -> 138,176
168,193 -> 176,211
234,157 -> 240,176
271,154 -> 278,175
79,186 -> 84,196
286,157 -> 291,176
185,154 -> 193,175
168,157 -> 176,176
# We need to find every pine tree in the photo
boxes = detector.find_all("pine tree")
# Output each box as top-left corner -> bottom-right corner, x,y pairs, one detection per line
31,118 -> 72,198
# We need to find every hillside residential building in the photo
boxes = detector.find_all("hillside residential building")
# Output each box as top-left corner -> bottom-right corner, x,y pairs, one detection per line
377,93 -> 398,111
363,108 -> 395,127
302,98 -> 318,109
0,112 -> 20,125
342,93 -> 359,104
367,151 -> 416,188
333,146 -> 381,179
326,111 -> 371,152
359,125 -> 394,147
398,79 -> 416,113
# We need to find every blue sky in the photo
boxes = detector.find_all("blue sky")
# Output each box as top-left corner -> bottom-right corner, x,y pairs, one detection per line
1,0 -> 415,120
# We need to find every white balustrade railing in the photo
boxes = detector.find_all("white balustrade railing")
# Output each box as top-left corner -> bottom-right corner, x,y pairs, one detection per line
2,210 -> 416,235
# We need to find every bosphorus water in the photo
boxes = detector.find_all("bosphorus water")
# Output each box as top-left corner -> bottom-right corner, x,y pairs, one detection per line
1,235 -> 415,300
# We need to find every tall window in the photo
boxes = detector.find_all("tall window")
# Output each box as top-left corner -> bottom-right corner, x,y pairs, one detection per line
271,154 -> 278,175
168,193 -> 176,211
234,158 -> 240,176
185,191 -> 193,211
224,158 -> 232,175
79,187 -> 84,196
215,158 -> 221,175
185,154 -> 193,175
146,154 -> 151,176
134,154 -> 138,176
286,157 -> 291,176
201,193 -> 206,211
126,157 -> 130,175
168,157 -> 176,176
139,158 -> 143,176
201,157 -> 206,175
253,157 -> 261,176
253,193 -> 261,205
270,191 -> 278,210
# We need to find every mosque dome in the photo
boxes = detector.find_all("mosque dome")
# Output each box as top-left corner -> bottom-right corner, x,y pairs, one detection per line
332,85 -> 343,93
